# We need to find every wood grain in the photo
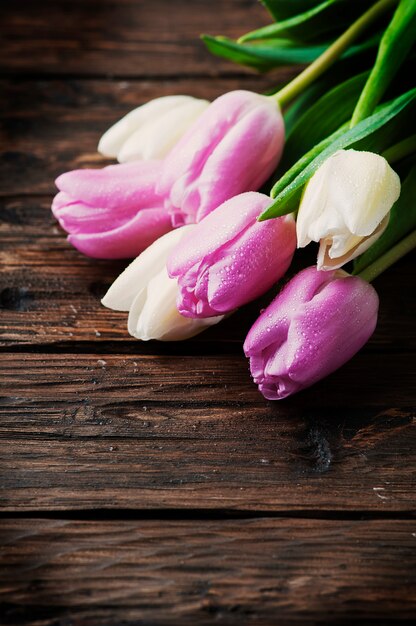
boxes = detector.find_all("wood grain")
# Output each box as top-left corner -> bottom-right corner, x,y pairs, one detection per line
1,351 -> 415,512
0,0 -> 270,78
1,518 -> 415,625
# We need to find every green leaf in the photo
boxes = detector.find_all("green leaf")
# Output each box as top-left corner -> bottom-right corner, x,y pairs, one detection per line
201,33 -> 379,72
353,96 -> 415,153
241,0 -> 340,43
242,0 -> 375,44
261,0 -> 320,21
282,52 -> 380,133
351,0 -> 416,125
353,163 -> 416,273
283,80 -> 327,134
280,70 -> 370,172
259,87 -> 416,220
201,35 -> 328,70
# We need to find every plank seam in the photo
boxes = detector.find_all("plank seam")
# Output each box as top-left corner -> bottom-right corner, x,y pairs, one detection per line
0,509 -> 414,521
1,342 -> 414,356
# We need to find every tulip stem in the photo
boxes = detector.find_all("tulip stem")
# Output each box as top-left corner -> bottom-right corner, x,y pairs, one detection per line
271,0 -> 397,109
356,229 -> 416,282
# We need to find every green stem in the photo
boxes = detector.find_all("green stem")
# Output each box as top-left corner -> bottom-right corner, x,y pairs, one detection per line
350,0 -> 416,127
356,228 -> 416,282
381,134 -> 416,163
271,0 -> 397,109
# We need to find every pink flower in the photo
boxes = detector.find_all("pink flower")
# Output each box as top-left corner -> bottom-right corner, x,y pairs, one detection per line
244,266 -> 379,400
158,90 -> 285,226
52,161 -> 172,259
167,192 -> 296,317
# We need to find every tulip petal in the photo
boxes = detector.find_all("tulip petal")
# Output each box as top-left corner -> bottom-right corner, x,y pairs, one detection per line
129,267 -> 224,341
68,207 -> 172,259
296,149 -> 401,269
181,101 -> 284,222
53,199 -> 135,234
244,266 -> 379,400
206,216 -> 295,314
55,161 -> 164,210
168,192 -> 272,275
339,151 -> 400,236
285,277 -> 378,387
118,99 -> 209,162
98,95 -> 198,157
158,91 -> 284,224
160,91 -> 256,193
169,193 -> 296,318
244,267 -> 333,355
317,214 -> 390,270
102,226 -> 193,310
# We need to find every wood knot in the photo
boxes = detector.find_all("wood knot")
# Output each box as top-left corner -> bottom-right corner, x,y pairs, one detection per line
0,287 -> 34,311
304,426 -> 333,473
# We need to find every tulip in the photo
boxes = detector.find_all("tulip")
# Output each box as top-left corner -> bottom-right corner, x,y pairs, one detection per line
102,227 -> 224,341
296,149 -> 401,270
98,95 -> 210,163
52,161 -> 172,259
158,90 -> 285,226
244,266 -> 379,400
167,192 -> 297,317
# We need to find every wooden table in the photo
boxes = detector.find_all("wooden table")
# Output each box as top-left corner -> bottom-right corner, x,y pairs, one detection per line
1,1 -> 415,624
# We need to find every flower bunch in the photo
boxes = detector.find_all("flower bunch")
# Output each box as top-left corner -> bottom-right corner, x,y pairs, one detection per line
52,0 -> 416,400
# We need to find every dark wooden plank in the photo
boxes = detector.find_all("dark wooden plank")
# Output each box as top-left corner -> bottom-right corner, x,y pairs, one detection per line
0,0 -> 270,78
0,77 -> 289,196
0,351 -> 414,511
0,518 -> 415,625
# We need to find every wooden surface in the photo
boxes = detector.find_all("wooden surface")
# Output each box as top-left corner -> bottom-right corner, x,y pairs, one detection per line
0,1 -> 415,624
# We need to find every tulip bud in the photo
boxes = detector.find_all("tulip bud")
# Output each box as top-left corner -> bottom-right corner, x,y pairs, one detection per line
102,227 -> 224,341
296,149 -> 401,270
244,266 -> 379,400
158,90 -> 285,226
98,95 -> 209,162
52,161 -> 172,259
167,192 -> 296,318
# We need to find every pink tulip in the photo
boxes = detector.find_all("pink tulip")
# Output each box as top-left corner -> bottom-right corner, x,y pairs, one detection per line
158,90 -> 285,226
167,192 -> 296,317
52,161 -> 172,259
244,266 -> 379,400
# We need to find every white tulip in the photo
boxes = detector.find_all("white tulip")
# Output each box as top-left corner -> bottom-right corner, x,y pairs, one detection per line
296,149 -> 401,270
101,227 -> 224,341
98,95 -> 209,162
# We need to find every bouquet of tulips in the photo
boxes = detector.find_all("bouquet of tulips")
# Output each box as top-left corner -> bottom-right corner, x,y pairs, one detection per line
52,0 -> 416,400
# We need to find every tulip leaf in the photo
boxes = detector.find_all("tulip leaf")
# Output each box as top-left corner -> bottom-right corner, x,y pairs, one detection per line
351,0 -> 416,125
261,0 -> 320,21
279,70 -> 370,173
242,0 -> 374,45
241,0 -> 341,44
259,87 -> 416,220
201,35 -> 329,70
282,52 -> 380,133
283,79 -> 330,135
201,33 -> 379,72
353,163 -> 416,273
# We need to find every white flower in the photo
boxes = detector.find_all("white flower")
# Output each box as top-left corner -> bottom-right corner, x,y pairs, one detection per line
98,95 -> 209,162
296,149 -> 401,270
101,226 -> 223,341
